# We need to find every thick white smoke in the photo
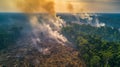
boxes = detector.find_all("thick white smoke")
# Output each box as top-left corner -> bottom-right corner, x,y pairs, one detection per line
15,14 -> 68,54
15,0 -> 68,54
30,16 -> 67,45
78,13 -> 105,27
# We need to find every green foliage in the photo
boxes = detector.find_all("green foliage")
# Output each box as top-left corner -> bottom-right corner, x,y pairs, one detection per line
62,24 -> 120,67
63,24 -> 120,42
0,25 -> 22,50
90,56 -> 101,67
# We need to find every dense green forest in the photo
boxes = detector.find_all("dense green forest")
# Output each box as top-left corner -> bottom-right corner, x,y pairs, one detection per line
62,24 -> 120,67
0,23 -> 120,67
0,25 -> 22,50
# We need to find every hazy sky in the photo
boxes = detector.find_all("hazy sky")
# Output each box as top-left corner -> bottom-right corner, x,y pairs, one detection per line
0,0 -> 120,13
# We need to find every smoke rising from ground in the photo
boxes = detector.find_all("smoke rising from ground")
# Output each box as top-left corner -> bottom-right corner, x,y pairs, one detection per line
76,13 -> 105,27
15,0 -> 106,53
29,15 -> 67,45
15,0 -> 68,53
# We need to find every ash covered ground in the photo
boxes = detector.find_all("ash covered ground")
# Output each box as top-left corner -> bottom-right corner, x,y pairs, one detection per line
0,13 -> 84,67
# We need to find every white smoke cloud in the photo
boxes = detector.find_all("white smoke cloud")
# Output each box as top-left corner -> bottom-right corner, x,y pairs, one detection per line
77,13 -> 105,27
15,0 -> 68,53
15,14 -> 68,54
118,28 -> 120,32
30,15 -> 67,42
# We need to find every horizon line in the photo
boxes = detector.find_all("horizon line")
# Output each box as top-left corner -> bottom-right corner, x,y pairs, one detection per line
1,11 -> 120,13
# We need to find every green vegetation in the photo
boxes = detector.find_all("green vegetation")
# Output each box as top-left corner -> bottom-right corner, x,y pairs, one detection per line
63,24 -> 120,42
0,25 -> 22,50
0,22 -> 120,67
62,24 -> 120,67
0,25 -> 84,67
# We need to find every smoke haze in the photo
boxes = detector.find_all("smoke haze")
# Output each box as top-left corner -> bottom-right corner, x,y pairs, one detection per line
15,0 -> 68,53
16,0 -> 56,16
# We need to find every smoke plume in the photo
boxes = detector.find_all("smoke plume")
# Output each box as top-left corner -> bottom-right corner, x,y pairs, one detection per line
16,0 -> 56,16
15,0 -> 68,53
67,3 -> 74,12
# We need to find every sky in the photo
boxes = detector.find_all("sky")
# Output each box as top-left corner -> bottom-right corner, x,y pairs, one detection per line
0,0 -> 120,13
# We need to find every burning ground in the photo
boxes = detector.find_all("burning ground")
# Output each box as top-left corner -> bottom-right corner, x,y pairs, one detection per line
0,0 -> 93,66
0,13 -> 85,66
